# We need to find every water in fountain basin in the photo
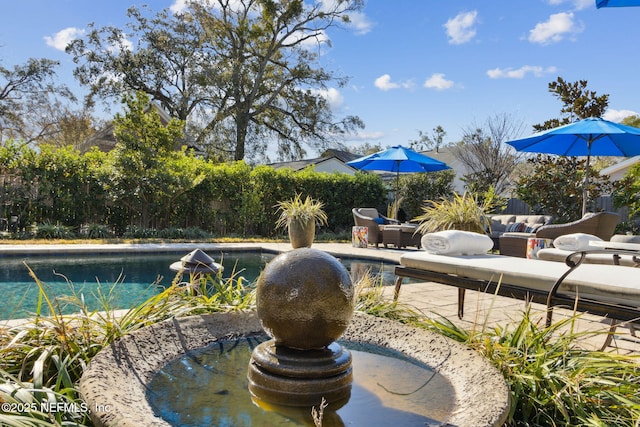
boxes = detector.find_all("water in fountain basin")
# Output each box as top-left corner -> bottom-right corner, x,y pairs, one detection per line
146,334 -> 455,427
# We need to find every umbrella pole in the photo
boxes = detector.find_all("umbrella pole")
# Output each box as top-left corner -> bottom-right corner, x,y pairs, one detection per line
581,147 -> 592,217
394,170 -> 399,219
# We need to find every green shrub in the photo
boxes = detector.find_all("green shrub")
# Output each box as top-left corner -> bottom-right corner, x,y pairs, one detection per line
81,223 -> 113,239
32,222 -> 75,239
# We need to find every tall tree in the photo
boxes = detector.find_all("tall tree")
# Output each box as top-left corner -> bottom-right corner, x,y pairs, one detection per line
67,1 -> 364,162
533,77 -> 609,131
107,91 -> 195,228
409,126 -> 447,152
0,58 -> 76,146
451,113 -> 525,194
622,115 -> 640,128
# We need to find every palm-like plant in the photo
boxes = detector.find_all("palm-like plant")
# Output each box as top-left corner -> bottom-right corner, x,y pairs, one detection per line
414,192 -> 490,234
275,193 -> 328,248
274,193 -> 328,229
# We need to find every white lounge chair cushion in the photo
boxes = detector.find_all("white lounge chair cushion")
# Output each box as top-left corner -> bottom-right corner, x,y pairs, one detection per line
537,248 -> 638,267
421,230 -> 493,255
553,233 -> 602,251
399,252 -> 640,307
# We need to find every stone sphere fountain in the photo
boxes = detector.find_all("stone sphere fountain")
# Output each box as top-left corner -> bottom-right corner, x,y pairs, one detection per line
248,248 -> 355,407
79,248 -> 510,427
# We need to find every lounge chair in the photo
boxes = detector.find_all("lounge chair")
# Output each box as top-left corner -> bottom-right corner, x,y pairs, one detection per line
393,249 -> 640,348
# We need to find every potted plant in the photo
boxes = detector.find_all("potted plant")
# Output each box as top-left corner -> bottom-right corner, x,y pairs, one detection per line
275,193 -> 328,248
414,192 -> 490,234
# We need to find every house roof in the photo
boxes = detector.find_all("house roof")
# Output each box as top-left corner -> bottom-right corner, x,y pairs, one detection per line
268,155 -> 359,173
600,155 -> 640,177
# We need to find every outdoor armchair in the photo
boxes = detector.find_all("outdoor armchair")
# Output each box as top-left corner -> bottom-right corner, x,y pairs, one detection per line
352,208 -> 399,248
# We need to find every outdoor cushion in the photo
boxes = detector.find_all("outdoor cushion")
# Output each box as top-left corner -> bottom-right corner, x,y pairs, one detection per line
537,248 -> 638,267
421,230 -> 493,255
399,252 -> 640,307
553,233 -> 602,251
612,234 -> 640,244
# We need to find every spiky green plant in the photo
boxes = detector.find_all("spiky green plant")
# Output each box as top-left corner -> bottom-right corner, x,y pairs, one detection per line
414,192 -> 491,234
0,263 -> 257,427
274,193 -> 328,229
421,305 -> 640,426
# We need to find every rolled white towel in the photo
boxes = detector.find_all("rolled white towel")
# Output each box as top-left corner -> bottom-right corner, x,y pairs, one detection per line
553,233 -> 602,251
421,230 -> 494,255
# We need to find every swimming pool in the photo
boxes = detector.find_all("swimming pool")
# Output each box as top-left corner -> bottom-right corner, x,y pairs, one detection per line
0,251 -> 396,320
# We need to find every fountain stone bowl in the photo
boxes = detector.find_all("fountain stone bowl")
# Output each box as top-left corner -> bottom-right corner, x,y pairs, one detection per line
79,310 -> 510,427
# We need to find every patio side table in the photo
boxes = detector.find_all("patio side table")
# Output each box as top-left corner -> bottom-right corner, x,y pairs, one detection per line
382,224 -> 421,249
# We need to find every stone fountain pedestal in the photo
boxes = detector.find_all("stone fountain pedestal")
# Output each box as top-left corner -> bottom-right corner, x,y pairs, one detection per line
248,248 -> 355,407
247,248 -> 354,406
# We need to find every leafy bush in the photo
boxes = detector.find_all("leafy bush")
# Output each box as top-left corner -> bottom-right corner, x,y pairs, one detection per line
32,222 -> 75,239
398,170 -> 455,220
613,163 -> 640,229
81,223 -> 113,239
514,154 -> 615,223
122,225 -> 157,239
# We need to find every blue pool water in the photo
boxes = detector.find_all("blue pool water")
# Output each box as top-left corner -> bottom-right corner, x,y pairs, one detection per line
0,251 -> 396,320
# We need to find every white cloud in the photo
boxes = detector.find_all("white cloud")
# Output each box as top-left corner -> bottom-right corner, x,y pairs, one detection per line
314,87 -> 344,110
423,73 -> 455,90
343,131 -> 386,142
444,11 -> 478,45
547,0 -> 593,10
528,12 -> 583,44
374,74 -> 413,91
170,0 -> 189,13
346,11 -> 373,35
487,65 -> 558,79
604,109 -> 640,122
44,27 -> 85,51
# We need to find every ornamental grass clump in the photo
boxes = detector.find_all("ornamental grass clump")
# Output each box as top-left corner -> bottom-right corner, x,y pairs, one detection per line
274,193 -> 328,229
414,192 -> 490,234
0,262 -> 256,426
421,304 -> 640,426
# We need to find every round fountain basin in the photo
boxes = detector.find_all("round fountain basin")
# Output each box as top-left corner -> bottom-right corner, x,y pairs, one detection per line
79,312 -> 510,427
147,335 -> 454,426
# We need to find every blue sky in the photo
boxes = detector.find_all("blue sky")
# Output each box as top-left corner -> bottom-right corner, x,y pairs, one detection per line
1,0 -> 639,156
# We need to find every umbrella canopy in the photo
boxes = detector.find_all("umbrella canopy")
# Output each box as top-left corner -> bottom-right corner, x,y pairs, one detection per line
596,0 -> 640,7
347,145 -> 450,217
346,145 -> 450,173
506,117 -> 640,216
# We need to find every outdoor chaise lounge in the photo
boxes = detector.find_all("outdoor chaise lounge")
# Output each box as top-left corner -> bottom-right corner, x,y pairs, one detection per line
394,248 -> 640,347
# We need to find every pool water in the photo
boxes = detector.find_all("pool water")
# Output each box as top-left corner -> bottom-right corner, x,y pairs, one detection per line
0,251 -> 396,320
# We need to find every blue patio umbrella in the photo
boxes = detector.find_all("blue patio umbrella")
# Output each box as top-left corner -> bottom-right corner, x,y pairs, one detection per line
347,145 -> 450,215
596,0 -> 640,7
505,117 -> 640,216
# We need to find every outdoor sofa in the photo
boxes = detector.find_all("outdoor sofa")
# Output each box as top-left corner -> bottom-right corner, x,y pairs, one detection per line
488,213 -> 553,250
394,230 -> 640,348
498,212 -> 620,257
